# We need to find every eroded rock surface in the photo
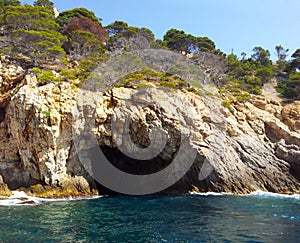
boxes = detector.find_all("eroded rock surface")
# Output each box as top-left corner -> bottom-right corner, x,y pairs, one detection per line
0,60 -> 299,197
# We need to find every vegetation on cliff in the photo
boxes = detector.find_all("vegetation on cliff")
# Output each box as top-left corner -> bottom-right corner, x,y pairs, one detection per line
0,0 -> 299,99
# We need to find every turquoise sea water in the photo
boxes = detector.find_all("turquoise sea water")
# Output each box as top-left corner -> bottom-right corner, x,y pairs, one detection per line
0,192 -> 299,242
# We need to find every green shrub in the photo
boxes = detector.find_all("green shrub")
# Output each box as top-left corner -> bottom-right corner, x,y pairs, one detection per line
60,69 -> 77,80
123,79 -> 131,86
244,76 -> 262,86
276,78 -> 297,98
288,72 -> 300,86
246,84 -> 262,95
226,77 -> 262,95
222,100 -> 231,108
140,69 -> 163,78
32,67 -> 42,73
77,71 -> 91,81
256,67 -> 274,83
187,87 -> 199,95
137,83 -> 154,88
222,100 -> 235,113
42,110 -> 51,118
160,76 -> 170,82
114,79 -> 131,88
159,81 -> 177,88
62,58 -> 69,66
70,83 -> 78,89
120,73 -> 144,83
178,80 -> 188,87
281,87 -> 296,98
78,59 -> 95,71
234,92 -> 250,102
114,83 -> 126,88
37,71 -> 60,83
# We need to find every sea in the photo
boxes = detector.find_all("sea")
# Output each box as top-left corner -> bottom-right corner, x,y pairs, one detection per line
0,191 -> 299,242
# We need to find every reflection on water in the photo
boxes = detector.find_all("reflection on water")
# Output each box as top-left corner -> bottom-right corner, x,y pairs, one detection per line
0,194 -> 299,242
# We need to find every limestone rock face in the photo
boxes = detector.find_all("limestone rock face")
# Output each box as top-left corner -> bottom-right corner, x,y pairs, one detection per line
0,57 -> 26,108
203,97 -> 300,194
0,61 -> 299,197
0,68 -> 94,196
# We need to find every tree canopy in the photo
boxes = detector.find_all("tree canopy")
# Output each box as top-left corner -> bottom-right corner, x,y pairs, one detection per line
63,17 -> 107,42
106,21 -> 131,36
56,8 -> 101,27
4,0 -> 20,6
275,45 -> 289,61
33,0 -> 54,14
290,48 -> 300,71
0,0 -> 20,11
34,0 -> 53,8
62,17 -> 107,59
251,46 -> 271,66
163,29 -> 215,54
1,5 -> 59,31
106,20 -> 155,52
0,5 -> 66,65
277,48 -> 300,99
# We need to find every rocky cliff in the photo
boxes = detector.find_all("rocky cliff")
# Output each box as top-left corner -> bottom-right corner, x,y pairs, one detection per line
0,56 -> 299,197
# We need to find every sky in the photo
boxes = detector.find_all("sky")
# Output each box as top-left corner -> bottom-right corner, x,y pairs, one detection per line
25,0 -> 300,60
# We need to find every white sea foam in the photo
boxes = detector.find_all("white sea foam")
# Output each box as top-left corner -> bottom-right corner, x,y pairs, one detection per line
0,191 -> 40,206
189,191 -> 233,196
246,190 -> 300,200
0,191 -> 103,206
189,190 -> 300,199
1,190 -> 299,206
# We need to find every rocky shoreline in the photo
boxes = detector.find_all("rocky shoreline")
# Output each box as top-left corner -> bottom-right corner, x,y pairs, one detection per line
0,56 -> 299,198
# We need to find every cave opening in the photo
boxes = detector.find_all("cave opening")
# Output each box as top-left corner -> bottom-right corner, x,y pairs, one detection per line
88,145 -> 175,195
99,146 -> 173,175
290,163 -> 300,181
0,107 -> 5,123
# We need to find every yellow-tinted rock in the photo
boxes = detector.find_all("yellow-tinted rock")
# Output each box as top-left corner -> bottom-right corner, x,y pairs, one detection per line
282,101 -> 300,133
0,175 -> 12,198
26,176 -> 98,198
